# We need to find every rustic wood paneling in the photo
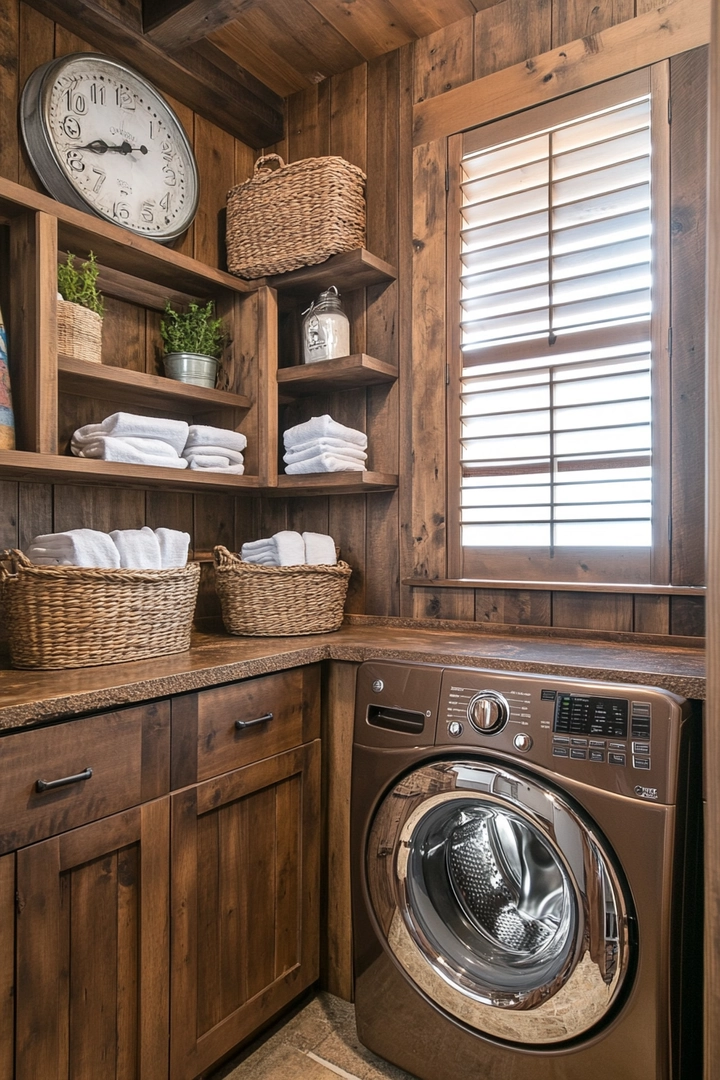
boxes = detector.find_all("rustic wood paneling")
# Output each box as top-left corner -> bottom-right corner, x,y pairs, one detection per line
474,0 -> 551,80
413,16 -> 474,103
552,0 -> 634,48
475,588 -> 553,626
552,592 -> 635,633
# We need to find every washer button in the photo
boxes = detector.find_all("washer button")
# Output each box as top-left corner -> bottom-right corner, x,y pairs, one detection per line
448,721 -> 464,738
513,733 -> 533,752
553,746 -> 569,758
570,748 -> 587,760
633,756 -> 651,770
589,749 -> 605,762
609,752 -> 627,766
633,741 -> 650,755
371,679 -> 384,693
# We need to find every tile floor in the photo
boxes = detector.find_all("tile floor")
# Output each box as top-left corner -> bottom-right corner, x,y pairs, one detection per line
209,992 -> 419,1080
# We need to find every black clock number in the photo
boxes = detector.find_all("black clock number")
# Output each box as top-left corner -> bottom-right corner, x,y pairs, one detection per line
113,201 -> 130,221
162,165 -> 176,187
64,89 -> 87,114
91,167 -> 106,193
90,83 -> 106,106
115,86 -> 135,110
141,202 -> 155,223
66,150 -> 85,173
62,116 -> 81,139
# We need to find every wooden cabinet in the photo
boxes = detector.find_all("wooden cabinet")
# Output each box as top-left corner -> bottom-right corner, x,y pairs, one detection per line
0,665 -> 321,1080
170,740 -> 321,1080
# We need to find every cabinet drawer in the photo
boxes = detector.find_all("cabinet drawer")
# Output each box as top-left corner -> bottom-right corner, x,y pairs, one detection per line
172,665 -> 321,786
0,702 -> 170,854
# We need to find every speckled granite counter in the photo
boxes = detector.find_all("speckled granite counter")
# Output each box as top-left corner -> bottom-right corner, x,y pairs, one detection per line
0,619 -> 705,731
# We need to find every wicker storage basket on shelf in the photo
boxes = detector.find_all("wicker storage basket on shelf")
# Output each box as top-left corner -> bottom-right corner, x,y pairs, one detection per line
213,545 -> 351,636
0,549 -> 200,669
57,299 -> 103,364
226,154 -> 366,279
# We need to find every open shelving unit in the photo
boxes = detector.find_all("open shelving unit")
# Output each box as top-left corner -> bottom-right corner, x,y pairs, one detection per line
0,176 -> 399,496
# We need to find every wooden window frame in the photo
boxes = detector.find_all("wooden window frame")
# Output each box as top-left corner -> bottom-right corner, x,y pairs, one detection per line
446,65 -> 671,586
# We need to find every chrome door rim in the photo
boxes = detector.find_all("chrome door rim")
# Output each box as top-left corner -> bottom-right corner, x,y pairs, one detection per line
366,759 -> 634,1045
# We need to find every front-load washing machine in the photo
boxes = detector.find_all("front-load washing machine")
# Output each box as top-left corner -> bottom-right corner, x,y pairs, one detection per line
351,661 -> 701,1080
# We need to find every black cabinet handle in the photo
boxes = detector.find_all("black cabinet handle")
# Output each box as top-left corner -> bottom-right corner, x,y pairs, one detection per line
235,712 -> 273,731
35,767 -> 93,793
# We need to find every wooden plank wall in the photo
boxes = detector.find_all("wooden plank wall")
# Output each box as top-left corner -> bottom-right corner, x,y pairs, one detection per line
259,0 -> 707,637
0,0 -> 260,620
0,0 -> 707,636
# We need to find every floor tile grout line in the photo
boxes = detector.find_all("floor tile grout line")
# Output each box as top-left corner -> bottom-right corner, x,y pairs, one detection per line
303,1049 -> 365,1080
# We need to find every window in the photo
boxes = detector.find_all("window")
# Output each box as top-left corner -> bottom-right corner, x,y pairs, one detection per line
447,68 -> 670,584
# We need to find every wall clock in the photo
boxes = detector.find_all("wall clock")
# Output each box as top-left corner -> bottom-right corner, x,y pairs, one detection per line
20,53 -> 199,244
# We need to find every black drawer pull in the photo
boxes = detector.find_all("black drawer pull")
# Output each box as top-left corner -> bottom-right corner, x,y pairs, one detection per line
235,712 -> 273,731
35,767 -> 93,793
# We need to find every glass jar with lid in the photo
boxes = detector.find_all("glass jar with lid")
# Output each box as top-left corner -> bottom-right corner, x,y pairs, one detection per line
301,286 -> 350,364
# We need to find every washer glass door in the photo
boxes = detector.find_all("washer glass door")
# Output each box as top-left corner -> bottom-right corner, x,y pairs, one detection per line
366,760 -> 634,1045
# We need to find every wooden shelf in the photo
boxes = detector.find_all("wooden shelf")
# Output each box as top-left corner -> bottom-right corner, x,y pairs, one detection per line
268,249 -> 397,296
271,472 -> 398,496
277,354 -> 397,396
58,356 -> 251,413
0,451 -> 259,493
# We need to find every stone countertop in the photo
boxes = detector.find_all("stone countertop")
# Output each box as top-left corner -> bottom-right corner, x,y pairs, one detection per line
0,620 -> 705,731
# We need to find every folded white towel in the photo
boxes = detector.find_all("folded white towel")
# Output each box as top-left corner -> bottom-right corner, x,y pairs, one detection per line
302,532 -> 337,565
182,445 -> 245,466
27,529 -> 121,568
240,530 -> 305,566
284,434 -> 368,455
283,414 -> 367,449
154,528 -> 191,569
71,435 -> 189,469
187,460 -> 245,474
110,527 -> 162,569
73,413 -> 189,455
285,453 -> 366,474
284,443 -> 367,465
185,425 -> 247,453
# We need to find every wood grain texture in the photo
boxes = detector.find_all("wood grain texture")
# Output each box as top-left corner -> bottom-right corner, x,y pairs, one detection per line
413,14 -> 474,103
552,0 -> 634,48
552,592 -> 635,633
706,5 -> 720,1072
474,0 -> 551,80
412,585 -> 476,621
0,855 -> 12,1080
670,47 -> 708,586
414,0 -> 711,144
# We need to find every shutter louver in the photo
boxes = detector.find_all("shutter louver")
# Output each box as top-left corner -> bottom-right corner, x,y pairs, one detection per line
458,88 -> 654,551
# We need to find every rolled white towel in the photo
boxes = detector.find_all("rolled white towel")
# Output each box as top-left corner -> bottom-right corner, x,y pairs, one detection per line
284,435 -> 368,455
241,537 -> 275,554
27,528 -> 121,568
155,528 -> 190,569
283,414 -> 367,449
284,443 -> 366,465
241,553 -> 279,565
73,412 -> 189,455
185,425 -> 247,453
110,526 -> 162,569
182,445 -> 245,466
285,453 -> 366,474
187,460 -> 245,474
302,532 -> 337,565
72,434 -> 184,463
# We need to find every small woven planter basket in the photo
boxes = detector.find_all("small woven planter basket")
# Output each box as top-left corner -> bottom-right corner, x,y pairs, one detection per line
57,299 -> 103,364
213,545 -> 351,636
226,154 -> 366,279
0,549 -> 200,669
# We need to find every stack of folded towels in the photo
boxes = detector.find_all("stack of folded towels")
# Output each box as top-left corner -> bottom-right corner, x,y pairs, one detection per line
181,424 -> 246,474
71,412 -> 190,469
71,414 -> 248,475
27,527 -> 191,569
240,530 -> 337,566
283,414 -> 367,474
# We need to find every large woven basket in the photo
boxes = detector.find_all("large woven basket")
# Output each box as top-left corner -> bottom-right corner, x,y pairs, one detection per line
0,549 -> 200,669
226,154 -> 366,279
213,545 -> 351,636
57,299 -> 103,364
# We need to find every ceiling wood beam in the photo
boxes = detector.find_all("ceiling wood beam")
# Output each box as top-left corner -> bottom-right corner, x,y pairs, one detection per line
144,0 -> 263,52
23,0 -> 284,148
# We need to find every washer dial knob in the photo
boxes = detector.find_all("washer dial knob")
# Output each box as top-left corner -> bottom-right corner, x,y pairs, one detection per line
467,691 -> 510,734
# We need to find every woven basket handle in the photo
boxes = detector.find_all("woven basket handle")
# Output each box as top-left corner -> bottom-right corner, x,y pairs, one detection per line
0,548 -> 29,581
213,545 -> 237,568
253,154 -> 285,175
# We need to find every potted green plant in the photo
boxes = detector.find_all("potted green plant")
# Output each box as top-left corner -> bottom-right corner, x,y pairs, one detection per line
57,251 -> 104,364
160,300 -> 226,388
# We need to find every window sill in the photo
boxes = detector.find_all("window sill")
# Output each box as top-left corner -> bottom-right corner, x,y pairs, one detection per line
403,578 -> 706,596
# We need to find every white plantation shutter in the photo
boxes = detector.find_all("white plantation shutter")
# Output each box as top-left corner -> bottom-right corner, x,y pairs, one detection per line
450,68 -> 669,579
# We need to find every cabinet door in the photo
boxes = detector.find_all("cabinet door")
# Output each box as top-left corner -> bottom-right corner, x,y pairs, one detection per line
170,740 -> 321,1080
15,800 -> 169,1080
0,855 -> 13,1080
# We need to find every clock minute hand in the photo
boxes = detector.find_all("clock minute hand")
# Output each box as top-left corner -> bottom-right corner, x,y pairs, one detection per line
75,139 -> 148,155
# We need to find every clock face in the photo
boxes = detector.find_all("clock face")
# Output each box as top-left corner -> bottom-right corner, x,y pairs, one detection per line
21,54 -> 199,243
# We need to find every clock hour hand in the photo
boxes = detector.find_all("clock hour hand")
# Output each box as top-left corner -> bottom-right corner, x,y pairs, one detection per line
74,139 -> 148,155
